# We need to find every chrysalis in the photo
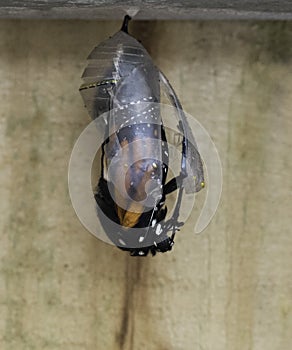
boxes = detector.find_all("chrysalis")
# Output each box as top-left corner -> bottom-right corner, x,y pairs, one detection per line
79,16 -> 204,256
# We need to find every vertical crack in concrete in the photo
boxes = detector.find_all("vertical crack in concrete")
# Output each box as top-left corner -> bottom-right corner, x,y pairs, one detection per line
117,258 -> 143,350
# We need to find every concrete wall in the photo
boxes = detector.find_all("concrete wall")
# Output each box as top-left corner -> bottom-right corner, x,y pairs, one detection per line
0,20 -> 291,350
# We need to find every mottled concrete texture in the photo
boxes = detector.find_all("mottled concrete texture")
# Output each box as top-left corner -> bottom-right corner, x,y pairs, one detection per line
1,0 -> 292,19
0,20 -> 292,350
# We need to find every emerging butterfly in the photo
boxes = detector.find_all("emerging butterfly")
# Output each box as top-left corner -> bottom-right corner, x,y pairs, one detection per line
79,16 -> 204,256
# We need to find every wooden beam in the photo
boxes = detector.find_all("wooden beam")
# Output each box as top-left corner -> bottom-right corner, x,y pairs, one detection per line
0,0 -> 292,20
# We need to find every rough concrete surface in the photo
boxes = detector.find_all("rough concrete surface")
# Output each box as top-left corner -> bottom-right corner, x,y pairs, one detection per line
1,0 -> 292,19
0,20 -> 291,350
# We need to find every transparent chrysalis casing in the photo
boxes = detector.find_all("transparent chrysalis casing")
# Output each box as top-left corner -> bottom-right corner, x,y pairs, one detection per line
79,26 -> 204,253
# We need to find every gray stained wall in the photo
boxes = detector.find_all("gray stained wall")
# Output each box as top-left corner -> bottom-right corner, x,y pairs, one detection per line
0,20 -> 291,350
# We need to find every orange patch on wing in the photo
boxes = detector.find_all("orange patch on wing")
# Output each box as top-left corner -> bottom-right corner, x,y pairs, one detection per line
112,136 -> 157,228
116,204 -> 143,228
